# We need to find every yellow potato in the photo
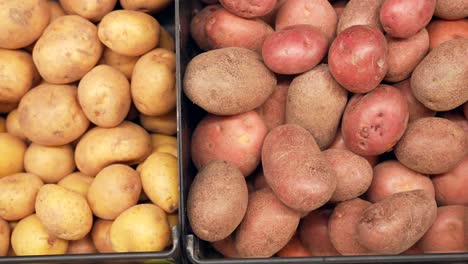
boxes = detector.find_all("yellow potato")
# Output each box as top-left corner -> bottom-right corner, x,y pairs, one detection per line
6,110 -> 27,141
0,173 -> 43,221
158,26 -> 175,52
132,49 -> 176,116
0,133 -> 26,178
57,172 -> 94,197
0,0 -> 51,49
60,0 -> 116,22
151,134 -> 177,148
98,10 -> 160,56
154,143 -> 178,158
67,235 -> 97,254
0,117 -> 5,133
110,204 -> 170,252
99,48 -> 139,79
47,0 -> 66,22
18,84 -> 89,146
138,152 -> 178,213
87,164 -> 141,220
120,0 -> 173,13
11,214 -> 68,256
140,110 -> 176,135
24,143 -> 75,183
91,219 -> 114,253
0,102 -> 17,113
35,184 -> 93,240
0,218 -> 9,256
78,65 -> 131,128
33,15 -> 103,84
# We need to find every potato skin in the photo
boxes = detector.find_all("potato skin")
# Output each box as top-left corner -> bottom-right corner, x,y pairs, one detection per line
60,0 -> 117,22
300,209 -> 339,256
393,79 -> 435,122
434,0 -> 468,20
395,117 -> 466,175
188,161 -> 248,242
262,124 -> 337,212
140,110 -> 176,135
337,0 -> 384,34
328,25 -> 387,93
58,172 -> 93,197
120,0 -> 172,13
255,79 -> 290,131
0,49 -> 37,103
432,156 -> 468,206
99,48 -> 139,79
184,47 -> 276,115
357,190 -> 437,254
262,25 -> 327,74
276,233 -> 311,257
67,235 -> 97,254
0,133 -> 26,178
0,218 -> 8,256
342,84 -> 409,156
380,0 -> 435,38
411,39 -> 468,111
235,188 -> 300,258
329,198 -> 372,255
190,5 -> 222,51
286,64 -> 348,149
427,19 -> 468,51
219,0 -> 276,18
211,236 -> 239,258
91,219 -> 114,253
6,109 -> 27,140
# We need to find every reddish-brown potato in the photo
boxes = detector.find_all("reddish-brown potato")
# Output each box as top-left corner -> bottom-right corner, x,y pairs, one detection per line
211,236 -> 239,258
262,24 -> 327,74
328,129 -> 379,167
252,170 -> 268,190
442,110 -> 468,147
255,78 -> 290,131
432,156 -> 468,206
191,111 -> 268,177
190,5 -> 222,51
337,0 -> 384,34
328,25 -> 388,93
427,19 -> 468,51
380,0 -> 436,38
332,0 -> 347,19
434,0 -> 468,20
403,244 -> 424,255
367,160 -> 435,203
276,233 -> 312,257
342,84 -> 409,156
300,209 -> 340,256
219,0 -> 277,18
393,79 -> 435,122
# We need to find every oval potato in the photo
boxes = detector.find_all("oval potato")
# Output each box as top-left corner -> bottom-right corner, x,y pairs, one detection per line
58,172 -> 94,197
0,133 -> 26,178
60,0 -> 117,22
0,49 -> 37,103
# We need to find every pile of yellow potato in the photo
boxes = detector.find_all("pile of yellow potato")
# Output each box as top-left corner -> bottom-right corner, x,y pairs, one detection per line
0,0 -> 177,256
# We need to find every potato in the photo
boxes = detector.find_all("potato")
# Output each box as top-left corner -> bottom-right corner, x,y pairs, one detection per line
329,198 -> 372,255
286,64 -> 348,149
190,5 -> 222,51
140,110 -> 176,135
58,172 -> 94,197
300,209 -> 339,256
255,78 -> 290,131
24,143 -> 75,183
380,0 -> 435,38
188,161 -> 248,242
154,144 -> 177,157
11,214 -> 68,256
403,245 -> 424,255
99,48 -> 139,80
419,206 -> 466,253
18,84 -> 89,146
120,0 -> 172,13
0,0 -> 50,49
332,0 -> 346,19
0,218 -> 8,256
357,190 -> 437,254
138,152 -> 178,213
328,25 -> 387,93
235,188 -> 300,257
132,48 -> 176,116
432,156 -> 468,206
342,85 -> 408,156
275,0 -> 337,44
442,110 -> 468,148
158,27 -> 175,51
33,15 -> 103,84
191,111 -> 267,177
427,19 -> 468,51
75,121 -> 152,176
110,204 -> 170,252
262,25 -> 327,74
151,133 -> 177,148
434,0 -> 468,20
60,0 -> 116,22
87,164 -> 141,220
67,235 -> 98,254
98,10 -> 160,56
276,233 -> 311,257
395,117 -> 466,174
211,236 -> 239,258
262,124 -> 336,212
323,149 -> 373,203
184,47 -> 276,115
0,118 -> 4,133
5,110 -> 27,141
411,39 -> 468,111
0,49 -> 38,103
91,219 -> 114,253
0,133 -> 26,178
35,184 -> 93,240
336,0 -> 384,34
393,79 -> 435,123
219,0 -> 276,18
78,65 -> 131,128
47,0 -> 66,22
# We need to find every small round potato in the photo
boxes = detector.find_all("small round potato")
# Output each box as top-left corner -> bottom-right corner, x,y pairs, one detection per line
0,133 -> 26,178
120,0 -> 173,14
0,0 -> 51,49
0,218 -> 9,256
110,204 -> 171,252
99,48 -> 140,79
58,172 -> 94,197
140,110 -> 176,135
5,110 -> 27,140
0,173 -> 43,221
98,10 -> 160,56
91,219 -> 114,253
132,48 -> 176,116
78,65 -> 131,128
60,0 -> 117,22
67,235 -> 98,254
35,184 -> 93,240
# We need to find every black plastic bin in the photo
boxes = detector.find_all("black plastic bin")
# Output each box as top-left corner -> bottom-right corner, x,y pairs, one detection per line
175,1 -> 468,263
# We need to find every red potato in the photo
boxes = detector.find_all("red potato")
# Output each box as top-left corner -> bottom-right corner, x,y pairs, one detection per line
276,233 -> 312,257
262,24 -> 328,75
332,0 -> 347,19
427,19 -> 468,51
341,84 -> 409,156
380,0 -> 436,38
211,236 -> 239,258
393,79 -> 435,123
275,0 -> 337,44
300,209 -> 340,256
367,160 -> 435,203
255,78 -> 290,131
337,0 -> 384,34
219,0 -> 277,18
205,9 -> 274,53
191,111 -> 268,177
432,156 -> 468,206
328,25 -> 388,94
403,244 -> 424,255
419,206 -> 467,253
190,5 -> 222,51
328,129 -> 379,167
